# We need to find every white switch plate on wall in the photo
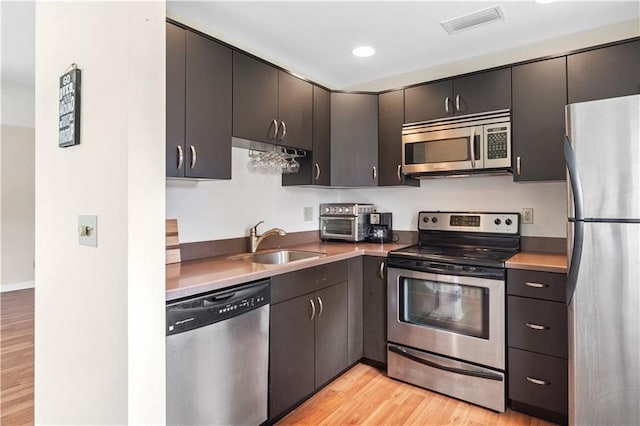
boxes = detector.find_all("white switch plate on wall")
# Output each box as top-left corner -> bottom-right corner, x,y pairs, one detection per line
303,207 -> 313,222
78,215 -> 98,247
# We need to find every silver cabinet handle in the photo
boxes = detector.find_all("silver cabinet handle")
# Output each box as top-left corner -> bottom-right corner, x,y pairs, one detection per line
526,376 -> 549,386
270,119 -> 278,140
316,296 -> 324,318
444,96 -> 450,114
372,166 -> 377,181
309,299 -> 316,321
278,121 -> 287,141
314,163 -> 321,181
469,128 -> 476,169
397,164 -> 402,182
455,94 -> 461,112
189,145 -> 197,170
379,262 -> 385,280
516,156 -> 521,176
176,145 -> 184,171
525,281 -> 548,289
525,322 -> 549,330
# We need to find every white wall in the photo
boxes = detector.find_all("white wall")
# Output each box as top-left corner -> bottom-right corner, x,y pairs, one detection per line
35,2 -> 165,424
1,84 -> 35,128
1,125 -> 35,290
167,148 -> 566,242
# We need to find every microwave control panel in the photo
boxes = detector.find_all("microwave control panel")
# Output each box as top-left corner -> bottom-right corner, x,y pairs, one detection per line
486,127 -> 509,159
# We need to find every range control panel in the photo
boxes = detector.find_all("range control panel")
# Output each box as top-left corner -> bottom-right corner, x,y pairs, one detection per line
418,211 -> 520,234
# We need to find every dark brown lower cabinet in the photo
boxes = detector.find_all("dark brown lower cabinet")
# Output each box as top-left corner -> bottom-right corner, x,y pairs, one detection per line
269,262 -> 350,421
363,256 -> 387,365
507,268 -> 568,425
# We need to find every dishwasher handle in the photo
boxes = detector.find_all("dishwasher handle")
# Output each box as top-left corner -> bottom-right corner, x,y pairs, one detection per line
167,280 -> 270,335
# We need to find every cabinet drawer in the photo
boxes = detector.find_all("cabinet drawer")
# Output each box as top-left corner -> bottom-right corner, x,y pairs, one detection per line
271,260 -> 348,304
508,348 -> 567,415
508,296 -> 567,358
507,269 -> 566,302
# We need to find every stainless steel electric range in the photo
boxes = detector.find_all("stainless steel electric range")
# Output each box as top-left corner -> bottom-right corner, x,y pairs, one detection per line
386,211 -> 520,412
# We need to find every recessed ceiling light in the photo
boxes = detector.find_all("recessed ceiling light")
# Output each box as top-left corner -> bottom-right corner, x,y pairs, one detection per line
352,46 -> 375,58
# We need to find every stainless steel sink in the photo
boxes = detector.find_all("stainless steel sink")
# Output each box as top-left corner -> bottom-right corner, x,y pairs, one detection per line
229,250 -> 326,265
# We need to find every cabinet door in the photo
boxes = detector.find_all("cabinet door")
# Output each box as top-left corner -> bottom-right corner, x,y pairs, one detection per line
166,23 -> 186,178
453,68 -> 511,115
278,71 -> 313,150
233,52 -> 279,143
185,31 -> 232,179
314,282 -> 348,388
269,295 -> 315,419
512,57 -> 567,182
568,41 -> 640,104
347,257 -> 363,365
330,93 -> 379,186
378,90 -> 419,187
363,257 -> 387,364
312,85 -> 331,185
404,80 -> 453,123
281,84 -> 330,186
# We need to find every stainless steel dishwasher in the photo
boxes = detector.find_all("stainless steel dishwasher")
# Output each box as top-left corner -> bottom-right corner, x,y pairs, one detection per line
166,280 -> 270,425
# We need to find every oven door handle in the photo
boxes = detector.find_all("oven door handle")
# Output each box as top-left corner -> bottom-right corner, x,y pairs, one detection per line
388,345 -> 503,382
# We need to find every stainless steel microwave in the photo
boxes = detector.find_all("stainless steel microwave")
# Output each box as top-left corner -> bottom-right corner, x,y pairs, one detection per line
402,110 -> 511,177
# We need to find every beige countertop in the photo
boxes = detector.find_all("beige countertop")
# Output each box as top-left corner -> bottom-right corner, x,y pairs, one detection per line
167,242 -> 568,301
506,252 -> 567,274
166,241 -> 410,301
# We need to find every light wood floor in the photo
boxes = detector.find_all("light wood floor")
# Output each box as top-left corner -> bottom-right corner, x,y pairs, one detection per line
1,289 -> 552,426
278,363 -> 554,426
1,288 -> 34,426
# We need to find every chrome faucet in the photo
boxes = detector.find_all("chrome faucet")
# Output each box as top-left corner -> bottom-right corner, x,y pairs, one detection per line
249,221 -> 286,253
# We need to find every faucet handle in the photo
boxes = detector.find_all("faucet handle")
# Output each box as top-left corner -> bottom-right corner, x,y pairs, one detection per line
251,221 -> 265,235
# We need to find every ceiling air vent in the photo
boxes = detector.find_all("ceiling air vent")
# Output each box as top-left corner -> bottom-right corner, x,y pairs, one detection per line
440,5 -> 505,35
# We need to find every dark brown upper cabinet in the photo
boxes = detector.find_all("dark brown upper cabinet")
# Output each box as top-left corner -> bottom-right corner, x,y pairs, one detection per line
404,68 -> 511,123
567,40 -> 640,104
512,57 -> 567,182
166,23 -> 232,179
233,51 -> 312,150
330,92 -> 379,186
282,85 -> 331,186
378,90 -> 419,186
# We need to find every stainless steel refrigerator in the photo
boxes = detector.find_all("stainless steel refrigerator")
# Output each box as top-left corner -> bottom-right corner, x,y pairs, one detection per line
564,94 -> 639,425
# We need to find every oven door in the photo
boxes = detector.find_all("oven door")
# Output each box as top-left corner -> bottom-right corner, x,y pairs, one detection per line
319,216 -> 357,241
387,267 -> 505,370
402,125 -> 483,174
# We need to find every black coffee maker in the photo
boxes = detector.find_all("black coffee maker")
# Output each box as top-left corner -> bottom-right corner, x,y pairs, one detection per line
366,212 -> 393,243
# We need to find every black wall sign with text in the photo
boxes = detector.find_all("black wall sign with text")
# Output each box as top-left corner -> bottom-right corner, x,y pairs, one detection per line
58,66 -> 81,148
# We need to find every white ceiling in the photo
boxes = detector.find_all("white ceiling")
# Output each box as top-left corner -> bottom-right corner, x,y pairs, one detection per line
168,1 -> 639,90
1,1 -> 638,92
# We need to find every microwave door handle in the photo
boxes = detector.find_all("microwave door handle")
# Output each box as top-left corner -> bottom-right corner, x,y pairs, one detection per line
469,128 -> 476,168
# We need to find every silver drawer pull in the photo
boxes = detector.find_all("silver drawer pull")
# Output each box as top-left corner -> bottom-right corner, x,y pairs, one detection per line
526,376 -> 549,386
525,281 -> 548,288
176,145 -> 184,170
397,164 -> 402,182
314,163 -> 321,180
525,322 -> 549,330
189,145 -> 197,170
316,296 -> 324,318
309,299 -> 316,321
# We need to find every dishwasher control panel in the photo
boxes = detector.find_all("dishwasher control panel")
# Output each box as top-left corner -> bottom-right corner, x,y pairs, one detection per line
166,280 -> 270,336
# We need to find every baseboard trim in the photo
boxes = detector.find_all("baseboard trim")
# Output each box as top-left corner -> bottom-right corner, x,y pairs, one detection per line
1,281 -> 35,292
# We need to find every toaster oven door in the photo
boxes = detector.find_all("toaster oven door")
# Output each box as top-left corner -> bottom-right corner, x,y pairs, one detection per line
320,216 -> 357,241
402,126 -> 483,174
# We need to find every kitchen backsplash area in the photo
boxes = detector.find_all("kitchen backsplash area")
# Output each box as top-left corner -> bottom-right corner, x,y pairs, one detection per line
166,147 -> 567,244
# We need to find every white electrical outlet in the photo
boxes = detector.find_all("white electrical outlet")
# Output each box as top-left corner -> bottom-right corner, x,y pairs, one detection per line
303,207 -> 313,222
522,208 -> 534,224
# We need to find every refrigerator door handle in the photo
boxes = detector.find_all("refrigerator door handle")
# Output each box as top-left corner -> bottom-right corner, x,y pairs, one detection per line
564,136 -> 585,304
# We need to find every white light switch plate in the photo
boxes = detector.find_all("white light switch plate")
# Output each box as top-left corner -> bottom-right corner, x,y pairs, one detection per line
303,207 -> 313,222
78,215 -> 98,247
